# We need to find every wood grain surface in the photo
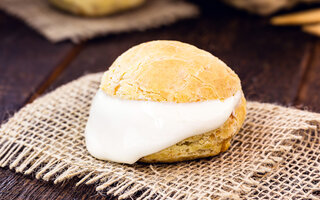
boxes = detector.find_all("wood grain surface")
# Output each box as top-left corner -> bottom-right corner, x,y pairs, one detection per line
0,1 -> 320,199
0,11 -> 74,123
295,40 -> 320,112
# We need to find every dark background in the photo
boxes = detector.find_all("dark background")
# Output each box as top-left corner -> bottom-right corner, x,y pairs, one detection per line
1,0 -> 320,199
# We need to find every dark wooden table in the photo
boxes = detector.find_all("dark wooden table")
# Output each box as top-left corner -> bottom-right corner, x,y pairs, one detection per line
1,1 -> 320,199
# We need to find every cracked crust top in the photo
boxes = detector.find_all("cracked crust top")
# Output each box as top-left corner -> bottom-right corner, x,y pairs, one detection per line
98,40 -> 246,163
100,40 -> 241,103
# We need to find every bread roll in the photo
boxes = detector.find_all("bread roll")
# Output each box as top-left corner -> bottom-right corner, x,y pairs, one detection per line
49,0 -> 145,17
99,40 -> 246,163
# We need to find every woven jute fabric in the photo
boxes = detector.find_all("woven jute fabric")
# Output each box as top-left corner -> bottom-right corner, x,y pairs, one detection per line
223,0 -> 320,15
0,73 -> 320,199
0,0 -> 198,43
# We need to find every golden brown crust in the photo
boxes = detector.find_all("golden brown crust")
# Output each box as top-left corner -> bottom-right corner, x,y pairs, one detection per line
101,40 -> 241,103
100,40 -> 246,163
49,0 -> 145,17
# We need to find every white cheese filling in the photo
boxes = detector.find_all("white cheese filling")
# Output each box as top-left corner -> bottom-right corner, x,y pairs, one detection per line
85,89 -> 241,164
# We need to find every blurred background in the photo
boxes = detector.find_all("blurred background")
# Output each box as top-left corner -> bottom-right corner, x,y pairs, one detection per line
1,1 -> 320,198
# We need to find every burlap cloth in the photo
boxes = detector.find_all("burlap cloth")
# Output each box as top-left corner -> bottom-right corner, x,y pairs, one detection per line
0,73 -> 320,199
223,0 -> 320,15
0,0 -> 198,43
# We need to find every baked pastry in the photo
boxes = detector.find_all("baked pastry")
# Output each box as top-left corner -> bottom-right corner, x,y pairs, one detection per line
86,40 -> 246,163
49,0 -> 145,17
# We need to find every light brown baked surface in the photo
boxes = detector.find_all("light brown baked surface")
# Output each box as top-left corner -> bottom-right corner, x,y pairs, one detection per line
100,40 -> 246,163
49,0 -> 145,17
101,40 -> 241,103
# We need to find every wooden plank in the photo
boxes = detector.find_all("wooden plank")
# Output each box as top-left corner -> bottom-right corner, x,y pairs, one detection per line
0,11 -> 74,123
295,40 -> 320,112
0,10 -> 83,200
0,167 -> 113,200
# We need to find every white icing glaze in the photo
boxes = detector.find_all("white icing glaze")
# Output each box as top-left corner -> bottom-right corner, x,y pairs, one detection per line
85,89 -> 241,164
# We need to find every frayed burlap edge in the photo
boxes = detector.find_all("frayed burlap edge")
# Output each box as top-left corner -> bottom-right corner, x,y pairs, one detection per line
0,0 -> 199,43
0,73 -> 319,199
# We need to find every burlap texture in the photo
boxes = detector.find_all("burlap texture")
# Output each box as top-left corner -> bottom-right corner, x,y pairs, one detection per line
223,0 -> 320,15
0,73 -> 320,199
0,0 -> 198,43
